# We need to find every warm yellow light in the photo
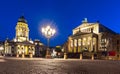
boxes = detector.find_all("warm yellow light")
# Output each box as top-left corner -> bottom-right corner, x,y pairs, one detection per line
46,25 -> 50,31
83,38 -> 86,40
50,28 -> 53,32
42,28 -> 45,33
48,31 -> 51,35
52,29 -> 56,35
41,25 -> 56,38
45,31 -> 47,35
88,42 -> 90,45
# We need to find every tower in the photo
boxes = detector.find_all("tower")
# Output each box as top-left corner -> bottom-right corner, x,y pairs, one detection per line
15,16 -> 29,42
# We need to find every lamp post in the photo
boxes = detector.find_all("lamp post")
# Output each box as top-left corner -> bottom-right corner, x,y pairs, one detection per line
41,25 -> 56,58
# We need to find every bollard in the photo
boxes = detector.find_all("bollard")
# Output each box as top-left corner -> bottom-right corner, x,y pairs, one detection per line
92,54 -> 94,60
16,54 -> 19,58
29,53 -> 33,58
64,53 -> 67,59
45,50 -> 51,58
22,54 -> 25,58
80,54 -> 82,60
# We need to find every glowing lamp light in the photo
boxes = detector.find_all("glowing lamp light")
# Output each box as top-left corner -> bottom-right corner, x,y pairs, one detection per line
52,29 -> 56,35
14,38 -> 17,42
41,25 -> 56,38
0,47 -> 4,50
46,25 -> 50,30
50,28 -> 52,32
42,28 -> 45,33
48,31 -> 51,35
41,25 -> 56,49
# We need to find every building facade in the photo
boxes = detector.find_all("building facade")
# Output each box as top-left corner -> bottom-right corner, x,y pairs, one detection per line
4,16 -> 36,56
0,41 -> 4,55
34,39 -> 46,57
67,18 -> 117,55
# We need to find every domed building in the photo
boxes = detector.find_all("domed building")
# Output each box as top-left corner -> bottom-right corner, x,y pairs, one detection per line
4,16 -> 35,57
15,16 -> 29,42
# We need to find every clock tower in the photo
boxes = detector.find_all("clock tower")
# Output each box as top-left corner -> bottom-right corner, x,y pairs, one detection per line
15,16 -> 29,42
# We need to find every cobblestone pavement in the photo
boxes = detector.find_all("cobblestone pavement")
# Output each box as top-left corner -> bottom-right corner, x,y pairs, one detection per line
0,56 -> 120,74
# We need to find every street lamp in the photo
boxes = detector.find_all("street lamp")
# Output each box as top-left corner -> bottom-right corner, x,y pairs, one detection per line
41,25 -> 56,58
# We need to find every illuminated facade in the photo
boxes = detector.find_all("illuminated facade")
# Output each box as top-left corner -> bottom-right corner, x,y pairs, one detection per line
15,16 -> 29,42
0,41 -> 4,55
67,18 -> 116,53
4,16 -> 35,56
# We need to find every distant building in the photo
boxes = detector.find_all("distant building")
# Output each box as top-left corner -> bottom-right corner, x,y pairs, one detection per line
67,18 -> 118,55
34,39 -> 46,57
0,41 -> 4,55
4,16 -> 45,57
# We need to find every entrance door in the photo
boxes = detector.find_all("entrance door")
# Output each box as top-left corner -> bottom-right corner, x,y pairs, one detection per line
82,47 -> 92,59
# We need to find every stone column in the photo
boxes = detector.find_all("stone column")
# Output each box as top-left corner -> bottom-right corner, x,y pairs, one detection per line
72,39 -> 74,53
29,53 -> 33,58
21,46 -> 25,58
95,37 -> 98,52
91,53 -> 94,60
16,54 -> 19,58
80,53 -> 82,60
64,53 -> 67,59
94,38 -> 97,52
78,39 -> 81,53
45,48 -> 51,58
76,39 -> 78,53
91,36 -> 93,52
81,38 -> 83,52
16,51 -> 19,58
22,53 -> 25,58
74,39 -> 77,53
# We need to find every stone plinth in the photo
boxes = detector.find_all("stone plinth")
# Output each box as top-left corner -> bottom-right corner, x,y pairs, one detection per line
64,53 -> 67,59
22,54 -> 25,58
92,54 -> 94,60
45,50 -> 51,58
16,54 -> 19,58
80,54 -> 82,60
29,54 -> 33,58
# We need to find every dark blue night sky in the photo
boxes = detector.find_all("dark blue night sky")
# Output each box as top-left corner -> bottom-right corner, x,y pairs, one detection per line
0,0 -> 120,47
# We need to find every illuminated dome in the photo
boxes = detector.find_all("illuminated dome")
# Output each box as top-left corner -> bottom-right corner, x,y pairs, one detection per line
18,16 -> 27,23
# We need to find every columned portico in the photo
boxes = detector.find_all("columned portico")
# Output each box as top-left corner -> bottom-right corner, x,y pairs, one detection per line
69,33 -> 98,53
67,31 -> 98,59
16,42 -> 34,57
66,18 -> 117,59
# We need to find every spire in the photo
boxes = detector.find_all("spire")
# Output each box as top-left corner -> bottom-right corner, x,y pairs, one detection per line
82,18 -> 88,23
18,15 -> 27,23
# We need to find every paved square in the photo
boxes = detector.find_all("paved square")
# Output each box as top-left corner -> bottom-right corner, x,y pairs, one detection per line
0,57 -> 120,74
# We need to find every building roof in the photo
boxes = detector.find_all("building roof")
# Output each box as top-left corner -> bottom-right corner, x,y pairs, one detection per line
99,24 -> 116,34
18,16 -> 27,23
15,41 -> 34,46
